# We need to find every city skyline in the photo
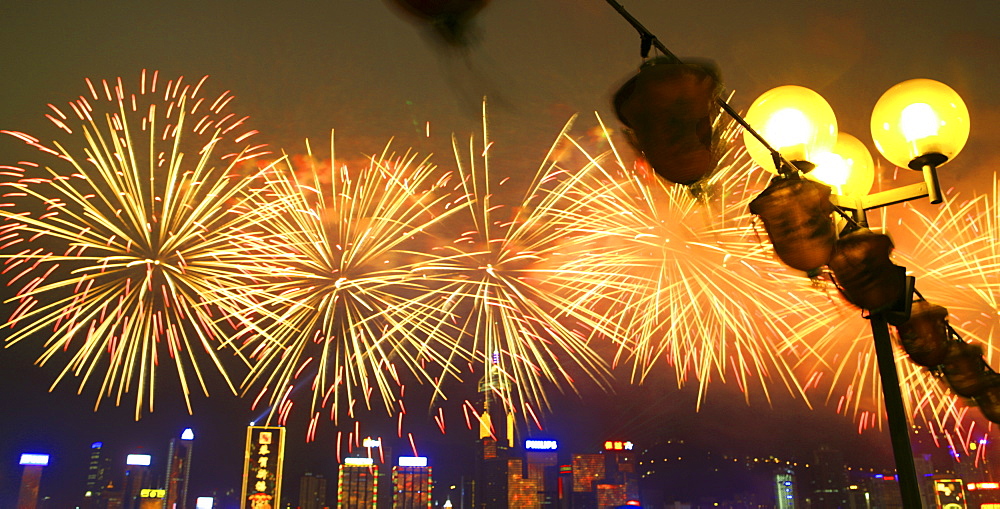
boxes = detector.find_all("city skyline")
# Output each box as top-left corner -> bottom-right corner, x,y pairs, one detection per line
3,1 -> 1000,507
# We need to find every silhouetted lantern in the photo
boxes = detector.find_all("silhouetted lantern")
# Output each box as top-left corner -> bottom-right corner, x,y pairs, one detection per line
748,177 -> 835,274
389,0 -> 489,45
827,229 -> 907,311
613,57 -> 722,185
894,300 -> 951,367
974,375 -> 1000,424
941,341 -> 990,398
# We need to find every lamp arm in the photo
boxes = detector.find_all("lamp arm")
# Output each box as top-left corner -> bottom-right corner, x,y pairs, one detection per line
603,0 -> 800,175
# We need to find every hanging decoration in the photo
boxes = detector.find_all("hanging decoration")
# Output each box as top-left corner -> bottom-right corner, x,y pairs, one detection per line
613,57 -> 724,185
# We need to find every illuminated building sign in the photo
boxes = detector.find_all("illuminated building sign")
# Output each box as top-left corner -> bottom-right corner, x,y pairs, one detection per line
126,454 -> 152,466
19,454 -> 49,466
525,439 -> 558,450
91,442 -> 103,449
362,437 -> 381,448
345,457 -> 375,466
141,489 -> 166,498
603,441 -> 634,451
195,497 -> 214,509
398,456 -> 428,467
935,479 -> 967,508
969,482 -> 1000,490
240,426 -> 285,509
181,428 -> 195,440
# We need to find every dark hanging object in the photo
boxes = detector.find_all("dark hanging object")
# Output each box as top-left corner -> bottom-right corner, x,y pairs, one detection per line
827,229 -> 907,311
389,0 -> 490,45
941,341 -> 990,398
894,300 -> 951,367
748,177 -> 835,274
974,374 -> 1000,424
613,57 -> 723,185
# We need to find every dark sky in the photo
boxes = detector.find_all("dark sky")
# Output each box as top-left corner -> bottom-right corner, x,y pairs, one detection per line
2,1 -> 999,507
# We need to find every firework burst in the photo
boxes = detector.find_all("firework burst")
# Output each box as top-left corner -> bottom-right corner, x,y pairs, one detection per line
540,115 -> 831,407
408,106 -> 629,427
0,71 -> 272,417
236,135 -> 472,438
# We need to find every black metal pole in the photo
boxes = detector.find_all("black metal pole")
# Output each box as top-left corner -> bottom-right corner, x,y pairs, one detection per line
870,313 -> 923,508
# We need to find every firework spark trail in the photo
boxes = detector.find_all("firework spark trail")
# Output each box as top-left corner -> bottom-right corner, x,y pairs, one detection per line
536,115 -> 826,408
409,105 -> 631,420
237,134 -> 472,435
0,71 -> 274,418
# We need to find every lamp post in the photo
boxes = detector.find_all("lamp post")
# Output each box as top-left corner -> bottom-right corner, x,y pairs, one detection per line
743,79 -> 971,508
601,2 -> 985,506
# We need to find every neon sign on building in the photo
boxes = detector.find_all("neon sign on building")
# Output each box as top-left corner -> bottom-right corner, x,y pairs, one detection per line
240,426 -> 285,509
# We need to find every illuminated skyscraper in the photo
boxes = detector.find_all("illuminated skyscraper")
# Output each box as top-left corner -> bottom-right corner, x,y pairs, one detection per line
392,457 -> 432,508
338,458 -> 378,508
123,454 -> 153,509
571,454 -> 604,509
83,442 -> 111,509
774,467 -> 798,509
165,428 -> 195,509
298,472 -> 327,509
474,352 -> 514,509
17,453 -> 49,509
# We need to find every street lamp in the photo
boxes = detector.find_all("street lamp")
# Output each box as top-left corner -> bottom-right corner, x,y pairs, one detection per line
744,79 -> 974,508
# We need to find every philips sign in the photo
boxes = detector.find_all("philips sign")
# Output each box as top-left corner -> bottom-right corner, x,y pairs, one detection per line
525,440 -> 558,450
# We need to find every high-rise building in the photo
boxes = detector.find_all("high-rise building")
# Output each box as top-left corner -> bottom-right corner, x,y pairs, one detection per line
298,472 -> 327,509
601,440 -> 639,505
808,446 -> 849,508
338,458 -> 378,508
85,442 -> 112,501
165,428 -> 195,509
392,457 -> 432,508
17,453 -> 49,509
524,440 -> 559,507
507,457 -> 542,509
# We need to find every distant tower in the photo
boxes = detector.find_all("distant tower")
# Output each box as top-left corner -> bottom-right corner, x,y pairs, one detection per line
474,351 -> 514,509
17,453 -> 49,509
392,457 -> 432,508
165,428 -> 195,509
298,472 -> 327,509
338,458 -> 378,508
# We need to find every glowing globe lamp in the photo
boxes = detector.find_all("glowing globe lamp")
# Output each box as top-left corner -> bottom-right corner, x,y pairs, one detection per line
807,133 -> 875,196
871,79 -> 969,203
870,78 -> 969,171
743,85 -> 838,174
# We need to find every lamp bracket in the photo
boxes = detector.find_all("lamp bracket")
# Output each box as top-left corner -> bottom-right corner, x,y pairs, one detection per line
829,182 -> 930,212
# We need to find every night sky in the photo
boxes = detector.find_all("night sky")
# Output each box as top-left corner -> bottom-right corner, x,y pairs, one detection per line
2,1 -> 999,507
